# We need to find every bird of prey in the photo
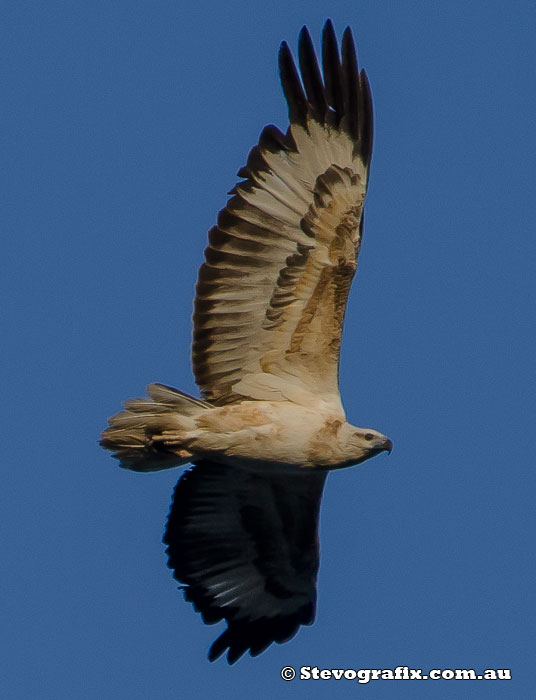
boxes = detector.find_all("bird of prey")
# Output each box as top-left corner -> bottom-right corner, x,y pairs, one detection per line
101,20 -> 392,664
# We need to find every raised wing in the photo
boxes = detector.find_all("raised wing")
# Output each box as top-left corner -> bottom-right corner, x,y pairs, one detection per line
193,21 -> 373,408
163,461 -> 327,663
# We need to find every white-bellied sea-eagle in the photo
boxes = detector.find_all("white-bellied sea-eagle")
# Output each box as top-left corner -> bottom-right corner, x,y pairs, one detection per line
101,20 -> 392,664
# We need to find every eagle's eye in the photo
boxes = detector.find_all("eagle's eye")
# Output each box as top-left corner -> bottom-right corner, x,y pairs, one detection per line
364,433 -> 374,441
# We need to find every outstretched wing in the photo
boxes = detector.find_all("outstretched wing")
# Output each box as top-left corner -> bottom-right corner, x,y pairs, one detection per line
193,21 -> 373,408
163,460 -> 327,663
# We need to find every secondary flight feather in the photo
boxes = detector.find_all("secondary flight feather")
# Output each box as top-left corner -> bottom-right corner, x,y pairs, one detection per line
101,20 -> 392,664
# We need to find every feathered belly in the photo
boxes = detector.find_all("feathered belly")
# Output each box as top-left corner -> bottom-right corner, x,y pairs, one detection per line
186,400 -> 346,470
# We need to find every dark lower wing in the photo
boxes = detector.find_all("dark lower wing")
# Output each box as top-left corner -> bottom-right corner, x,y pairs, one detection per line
163,460 -> 327,663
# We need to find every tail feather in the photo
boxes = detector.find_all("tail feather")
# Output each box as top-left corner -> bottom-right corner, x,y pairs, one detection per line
101,383 -> 210,472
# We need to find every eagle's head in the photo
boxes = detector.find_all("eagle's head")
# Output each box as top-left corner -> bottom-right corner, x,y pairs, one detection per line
337,424 -> 392,467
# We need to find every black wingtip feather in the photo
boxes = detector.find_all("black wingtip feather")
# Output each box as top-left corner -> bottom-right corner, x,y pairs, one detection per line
207,613 -> 308,664
321,19 -> 343,120
298,26 -> 327,122
341,26 -> 360,141
359,69 -> 374,167
279,41 -> 308,126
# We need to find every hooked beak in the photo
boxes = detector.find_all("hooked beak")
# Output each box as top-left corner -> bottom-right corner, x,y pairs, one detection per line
382,438 -> 393,455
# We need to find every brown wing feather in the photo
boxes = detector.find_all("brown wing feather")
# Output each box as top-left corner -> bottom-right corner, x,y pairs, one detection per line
193,21 -> 373,405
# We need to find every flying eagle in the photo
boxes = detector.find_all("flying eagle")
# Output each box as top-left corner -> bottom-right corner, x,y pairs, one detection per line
101,20 -> 392,664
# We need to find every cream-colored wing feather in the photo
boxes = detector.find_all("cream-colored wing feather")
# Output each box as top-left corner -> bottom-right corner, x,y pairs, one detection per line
193,22 -> 373,409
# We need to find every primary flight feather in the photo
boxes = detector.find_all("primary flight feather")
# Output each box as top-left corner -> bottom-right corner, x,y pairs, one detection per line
101,20 -> 392,664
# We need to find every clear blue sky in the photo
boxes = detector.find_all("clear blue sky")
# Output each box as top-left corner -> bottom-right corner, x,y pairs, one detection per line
2,1 -> 534,698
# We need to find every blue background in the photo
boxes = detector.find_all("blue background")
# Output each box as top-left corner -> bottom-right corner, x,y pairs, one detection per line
2,1 -> 534,698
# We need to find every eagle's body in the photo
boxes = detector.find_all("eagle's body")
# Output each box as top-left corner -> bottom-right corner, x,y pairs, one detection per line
152,399 -> 389,472
101,21 -> 392,664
